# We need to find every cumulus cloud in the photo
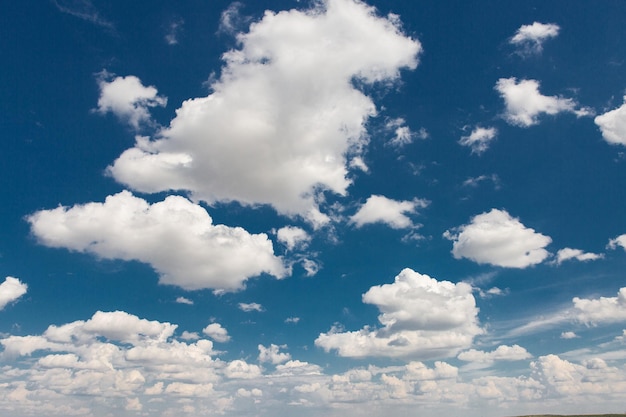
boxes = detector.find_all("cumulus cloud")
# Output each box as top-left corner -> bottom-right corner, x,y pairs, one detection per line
608,234 -> 626,250
258,344 -> 291,364
107,0 -> 421,225
458,345 -> 532,364
27,191 -> 287,291
573,287 -> 626,325
495,77 -> 591,127
595,97 -> 626,145
554,248 -> 603,265
386,118 -> 427,147
96,74 -> 167,130
444,208 -> 551,268
459,126 -> 497,154
350,195 -> 428,229
0,277 -> 28,310
510,22 -> 560,55
238,302 -> 264,312
276,226 -> 311,251
202,323 -> 230,343
315,268 -> 483,359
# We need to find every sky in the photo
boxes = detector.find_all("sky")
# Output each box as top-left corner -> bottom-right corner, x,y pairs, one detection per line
1,0 -> 626,416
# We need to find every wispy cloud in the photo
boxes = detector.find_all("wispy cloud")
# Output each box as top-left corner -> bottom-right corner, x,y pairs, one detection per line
52,0 -> 114,30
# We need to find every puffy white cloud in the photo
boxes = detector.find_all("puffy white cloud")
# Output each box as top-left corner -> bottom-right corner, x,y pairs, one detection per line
96,74 -> 167,130
458,345 -> 532,364
510,22 -> 560,55
573,287 -> 626,325
224,360 -> 262,379
315,268 -> 483,359
276,226 -> 311,251
459,126 -> 497,154
0,277 -> 28,310
258,344 -> 291,364
27,191 -> 287,291
561,331 -> 578,339
350,195 -> 428,229
444,209 -> 551,268
607,234 -> 626,251
595,97 -> 626,145
202,323 -> 230,343
495,77 -> 590,127
284,317 -> 300,324
107,0 -> 421,223
554,248 -> 603,265
238,302 -> 264,312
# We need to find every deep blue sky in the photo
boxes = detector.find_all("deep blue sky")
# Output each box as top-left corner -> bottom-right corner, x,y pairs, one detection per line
2,1 -> 626,416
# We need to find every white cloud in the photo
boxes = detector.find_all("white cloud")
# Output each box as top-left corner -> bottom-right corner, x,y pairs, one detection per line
276,226 -> 311,251
175,297 -> 194,305
459,126 -> 497,154
202,323 -> 230,343
510,22 -> 560,55
0,277 -> 28,310
386,118 -> 427,147
258,344 -> 291,364
27,191 -> 287,291
495,77 -> 590,127
107,0 -> 421,224
573,287 -> 626,325
315,268 -> 483,359
458,345 -> 532,364
444,208 -> 552,268
595,96 -> 626,145
96,74 -> 167,130
561,331 -> 578,339
238,302 -> 264,312
607,234 -> 626,251
554,248 -> 603,265
285,317 -> 300,324
350,195 -> 428,229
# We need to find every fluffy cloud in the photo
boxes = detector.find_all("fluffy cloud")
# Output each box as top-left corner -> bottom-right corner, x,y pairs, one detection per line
350,195 -> 428,229
106,0 -> 421,224
607,234 -> 626,251
386,118 -> 428,147
315,268 -> 483,359
27,191 -> 287,291
595,96 -> 626,145
444,209 -> 551,268
458,345 -> 532,364
276,226 -> 311,251
510,22 -> 560,55
96,74 -> 167,130
0,277 -> 28,310
258,344 -> 291,364
554,248 -> 603,265
459,126 -> 497,154
495,78 -> 590,127
238,302 -> 264,312
202,323 -> 230,343
573,287 -> 626,325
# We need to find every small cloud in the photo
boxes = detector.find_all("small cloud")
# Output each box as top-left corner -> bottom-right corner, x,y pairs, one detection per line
165,18 -> 184,45
238,302 -> 264,313
459,126 -> 497,154
202,323 -> 231,343
180,331 -> 200,341
462,174 -> 500,189
258,344 -> 291,364
561,331 -> 578,339
276,226 -> 311,251
510,22 -> 559,56
478,287 -> 508,299
176,296 -> 194,305
386,118 -> 428,147
595,98 -> 626,146
350,195 -> 429,229
218,2 -> 249,35
0,277 -> 28,310
553,248 -> 604,265
301,258 -> 320,277
285,317 -> 300,324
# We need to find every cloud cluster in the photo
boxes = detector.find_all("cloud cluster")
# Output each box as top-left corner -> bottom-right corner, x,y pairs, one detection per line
444,209 -> 551,268
595,96 -> 626,145
510,22 -> 560,55
107,0 -> 421,224
0,277 -> 28,310
495,78 -> 590,127
315,268 -> 482,359
27,191 -> 287,291
350,195 -> 428,229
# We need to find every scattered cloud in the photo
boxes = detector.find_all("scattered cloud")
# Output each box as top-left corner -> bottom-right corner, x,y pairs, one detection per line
458,345 -> 532,364
350,195 -> 428,229
607,234 -> 626,250
218,2 -> 249,35
165,18 -> 184,45
386,118 -> 428,147
52,0 -> 114,30
495,77 -> 591,127
258,344 -> 291,364
175,296 -> 194,305
284,317 -> 300,324
553,248 -> 604,265
444,208 -> 552,268
315,268 -> 483,359
276,226 -> 311,251
95,73 -> 167,130
107,0 -> 421,225
0,277 -> 28,310
202,322 -> 230,343
477,286 -> 508,299
595,96 -> 626,145
561,331 -> 578,339
510,22 -> 560,55
459,126 -> 497,154
27,191 -> 287,291
238,302 -> 264,313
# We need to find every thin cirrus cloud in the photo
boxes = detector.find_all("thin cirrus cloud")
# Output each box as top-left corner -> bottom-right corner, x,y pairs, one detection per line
0,276 -> 28,310
595,96 -> 626,146
315,268 -> 483,359
510,22 -> 560,55
350,195 -> 429,229
495,77 -> 592,127
27,191 -> 287,291
444,208 -> 552,268
106,0 -> 421,226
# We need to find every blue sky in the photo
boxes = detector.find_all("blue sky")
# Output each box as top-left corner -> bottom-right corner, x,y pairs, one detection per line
2,0 -> 626,416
